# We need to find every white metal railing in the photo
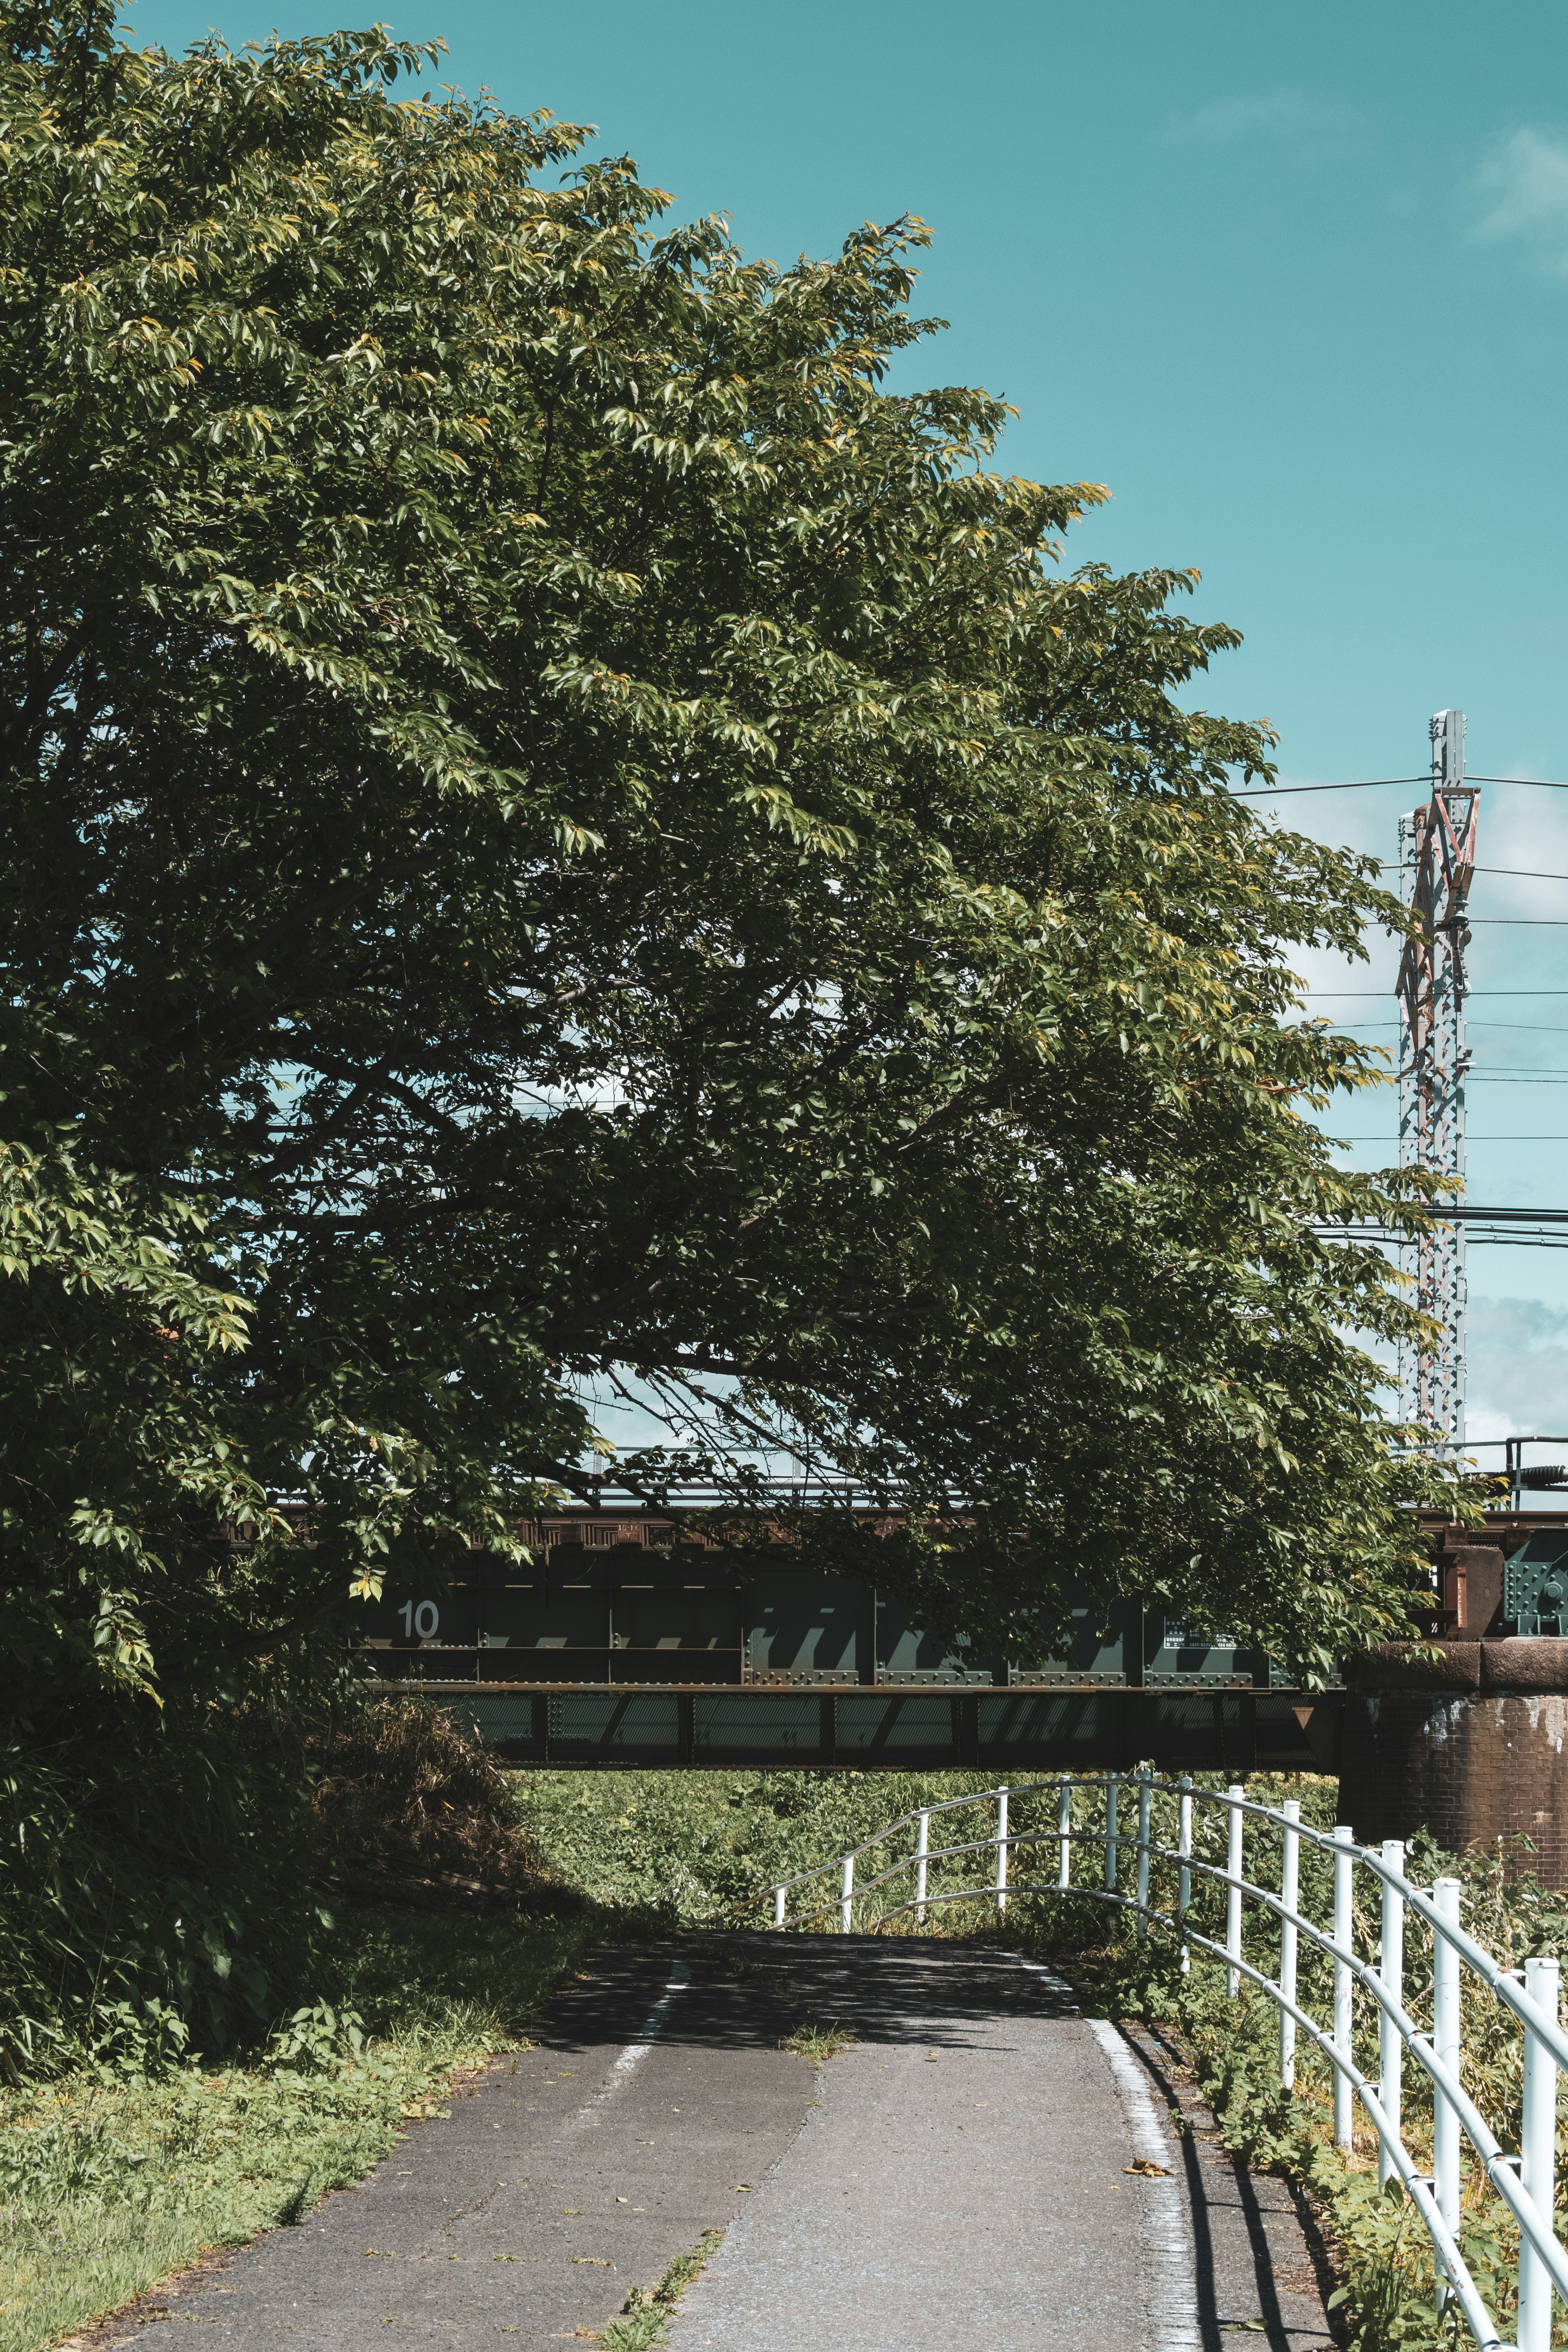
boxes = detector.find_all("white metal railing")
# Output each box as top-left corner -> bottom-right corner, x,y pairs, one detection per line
763,1773 -> 1568,2352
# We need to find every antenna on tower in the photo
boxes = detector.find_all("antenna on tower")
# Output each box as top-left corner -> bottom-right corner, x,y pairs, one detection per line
1396,710 -> 1479,1450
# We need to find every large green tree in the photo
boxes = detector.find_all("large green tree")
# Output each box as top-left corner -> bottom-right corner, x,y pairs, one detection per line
1,0 -> 1452,1839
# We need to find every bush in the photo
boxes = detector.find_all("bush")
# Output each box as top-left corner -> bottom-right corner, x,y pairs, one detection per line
0,1702 -> 327,2083
0,1695 -> 570,2085
311,1701 -> 557,1909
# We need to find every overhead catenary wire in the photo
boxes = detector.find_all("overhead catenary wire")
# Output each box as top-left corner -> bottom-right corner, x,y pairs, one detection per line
1322,1024 -> 1568,1035
1372,864 -> 1568,881
1229,776 -> 1428,795
1446,866 -> 1568,884
1306,991 -> 1568,998
1332,1136 -> 1568,1142
1231,774 -> 1568,797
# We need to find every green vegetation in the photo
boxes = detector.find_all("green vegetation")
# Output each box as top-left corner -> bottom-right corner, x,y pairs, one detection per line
8,1753 -> 1564,2352
0,1708 -> 626,2352
1,0 -> 1469,2084
601,2228 -> 725,2352
314,1699 -> 557,1906
780,2019 -> 856,2065
513,1766 -> 1010,1924
0,1905 -> 601,2352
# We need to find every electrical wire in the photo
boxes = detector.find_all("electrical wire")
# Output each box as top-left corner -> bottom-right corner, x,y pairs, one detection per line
1307,991 -> 1568,998
1371,863 -> 1568,879
1332,1136 -> 1568,1142
1229,777 -> 1426,796
1318,1207 -> 1568,1226
1232,774 -> 1568,798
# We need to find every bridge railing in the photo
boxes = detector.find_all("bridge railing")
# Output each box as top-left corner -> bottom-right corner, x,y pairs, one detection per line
762,1773 -> 1566,2352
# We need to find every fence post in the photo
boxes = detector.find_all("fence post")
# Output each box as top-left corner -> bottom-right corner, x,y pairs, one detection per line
1519,1953 -> 1561,2352
840,1851 -> 854,1936
1226,1784 -> 1245,2000
1377,1840 -> 1405,2188
1178,1777 -> 1192,1976
1279,1798 -> 1300,2090
1105,1774 -> 1119,1893
1432,1875 -> 1461,2308
1136,1770 -> 1152,1939
1058,1779 -> 1071,1890
915,1810 -> 930,1924
995,1788 -> 1009,1915
773,1883 -> 786,1929
1332,1824 -> 1354,2152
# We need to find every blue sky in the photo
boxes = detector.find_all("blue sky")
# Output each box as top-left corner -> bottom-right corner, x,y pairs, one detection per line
128,0 -> 1568,1457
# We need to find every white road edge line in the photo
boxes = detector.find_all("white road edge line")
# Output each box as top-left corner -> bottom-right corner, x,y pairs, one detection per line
577,1962 -> 691,2123
1004,1954 -> 1201,2351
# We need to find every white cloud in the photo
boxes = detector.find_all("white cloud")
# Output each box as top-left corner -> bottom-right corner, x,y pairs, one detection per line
1467,1295 -> 1568,1443
1472,129 -> 1568,276
1166,89 -> 1359,152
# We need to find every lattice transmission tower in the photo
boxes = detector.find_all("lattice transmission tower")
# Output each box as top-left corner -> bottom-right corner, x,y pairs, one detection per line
1396,710 -> 1479,1448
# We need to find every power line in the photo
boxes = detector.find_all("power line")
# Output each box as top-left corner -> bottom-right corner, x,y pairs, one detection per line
1333,1135 -> 1568,1141
1371,864 -> 1568,879
1234,1020 -> 1568,1034
1232,774 -> 1568,798
1315,1205 -> 1568,1252
1324,1206 -> 1568,1225
1230,776 -> 1426,796
1287,1025 -> 1568,1049
1307,991 -> 1568,998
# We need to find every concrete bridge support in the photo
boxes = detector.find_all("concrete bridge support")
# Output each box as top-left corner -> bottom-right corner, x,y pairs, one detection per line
1340,1639 -> 1568,1886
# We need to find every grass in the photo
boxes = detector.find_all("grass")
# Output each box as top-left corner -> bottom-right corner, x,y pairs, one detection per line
599,2228 -> 725,2351
779,2019 -> 855,2065
0,1898 -> 617,2352
0,1748 -> 949,2352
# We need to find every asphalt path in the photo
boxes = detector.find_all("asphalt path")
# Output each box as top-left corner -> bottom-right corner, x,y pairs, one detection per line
96,1935 -> 1336,2352
668,1941 -> 1337,2352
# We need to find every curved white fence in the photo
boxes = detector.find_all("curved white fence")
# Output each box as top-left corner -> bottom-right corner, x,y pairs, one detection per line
764,1773 -> 1566,2352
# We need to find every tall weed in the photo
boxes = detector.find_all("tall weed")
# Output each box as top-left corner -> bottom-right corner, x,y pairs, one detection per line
312,1701 -> 553,1903
0,1706 -> 326,2082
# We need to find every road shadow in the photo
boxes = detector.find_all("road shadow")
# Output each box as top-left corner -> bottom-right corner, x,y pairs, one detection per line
1121,2022 -> 1343,2352
532,1932 -> 1079,2058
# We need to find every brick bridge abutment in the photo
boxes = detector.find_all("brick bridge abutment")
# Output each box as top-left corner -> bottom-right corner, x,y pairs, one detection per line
1340,1530 -> 1568,1885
